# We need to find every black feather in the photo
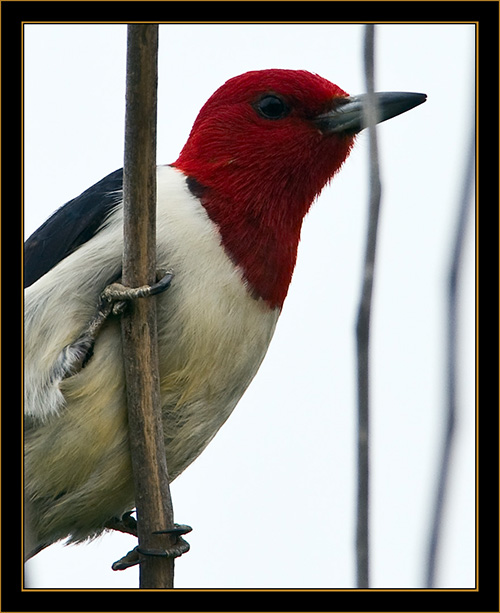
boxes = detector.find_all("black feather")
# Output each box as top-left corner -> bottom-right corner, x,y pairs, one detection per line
24,169 -> 124,288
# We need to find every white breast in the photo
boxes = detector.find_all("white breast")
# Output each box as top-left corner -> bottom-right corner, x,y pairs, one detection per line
25,165 -> 279,485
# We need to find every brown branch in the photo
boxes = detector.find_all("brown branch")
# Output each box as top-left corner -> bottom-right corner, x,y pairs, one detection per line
121,23 -> 177,589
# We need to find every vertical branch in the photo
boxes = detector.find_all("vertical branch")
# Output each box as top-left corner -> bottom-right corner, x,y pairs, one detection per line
424,109 -> 475,588
121,24 -> 176,589
355,23 -> 381,589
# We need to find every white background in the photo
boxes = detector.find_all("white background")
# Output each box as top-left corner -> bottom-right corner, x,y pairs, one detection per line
24,23 -> 475,589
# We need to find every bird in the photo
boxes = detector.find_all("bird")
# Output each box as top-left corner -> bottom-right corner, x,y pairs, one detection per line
24,69 -> 426,560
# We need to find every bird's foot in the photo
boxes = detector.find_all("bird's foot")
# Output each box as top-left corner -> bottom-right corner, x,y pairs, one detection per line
54,270 -> 173,381
111,524 -> 192,571
104,511 -> 138,537
111,546 -> 141,571
101,269 -> 174,315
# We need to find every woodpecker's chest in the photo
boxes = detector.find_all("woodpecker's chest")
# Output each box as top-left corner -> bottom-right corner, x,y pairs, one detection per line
138,167 -> 280,477
154,166 -> 279,401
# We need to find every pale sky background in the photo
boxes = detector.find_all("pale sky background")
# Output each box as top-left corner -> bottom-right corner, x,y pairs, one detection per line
23,23 -> 476,589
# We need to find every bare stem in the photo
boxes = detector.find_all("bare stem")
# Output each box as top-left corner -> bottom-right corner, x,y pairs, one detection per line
424,105 -> 475,588
355,23 -> 381,589
121,24 -> 177,589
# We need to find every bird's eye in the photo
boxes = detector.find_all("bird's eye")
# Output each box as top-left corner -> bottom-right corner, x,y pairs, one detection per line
255,95 -> 290,120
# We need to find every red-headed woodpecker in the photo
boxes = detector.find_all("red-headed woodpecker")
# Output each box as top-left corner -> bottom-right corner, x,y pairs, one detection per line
24,69 -> 426,558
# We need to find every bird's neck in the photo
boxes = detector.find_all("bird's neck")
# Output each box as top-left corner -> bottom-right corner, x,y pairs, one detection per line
174,124 -> 353,309
183,174 -> 310,309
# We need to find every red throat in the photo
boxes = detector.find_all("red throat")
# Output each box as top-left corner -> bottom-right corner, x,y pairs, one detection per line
174,70 -> 356,309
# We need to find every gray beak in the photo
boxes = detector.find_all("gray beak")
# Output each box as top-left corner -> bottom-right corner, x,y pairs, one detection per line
315,91 -> 427,134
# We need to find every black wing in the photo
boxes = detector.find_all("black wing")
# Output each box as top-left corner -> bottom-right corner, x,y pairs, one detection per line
24,168 -> 124,288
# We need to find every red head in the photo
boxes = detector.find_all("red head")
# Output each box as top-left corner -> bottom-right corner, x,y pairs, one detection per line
174,69 -> 425,308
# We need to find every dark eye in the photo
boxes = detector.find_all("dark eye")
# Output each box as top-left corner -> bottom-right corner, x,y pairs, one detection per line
256,95 -> 290,120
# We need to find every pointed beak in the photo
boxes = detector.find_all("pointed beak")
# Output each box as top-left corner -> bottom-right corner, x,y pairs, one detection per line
315,91 -> 427,135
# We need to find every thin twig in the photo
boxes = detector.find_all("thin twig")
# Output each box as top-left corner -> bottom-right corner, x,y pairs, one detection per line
355,23 -> 381,589
424,105 -> 475,588
121,24 -> 177,589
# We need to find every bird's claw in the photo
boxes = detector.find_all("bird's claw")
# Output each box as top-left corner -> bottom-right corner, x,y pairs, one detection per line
111,523 -> 192,571
104,511 -> 138,537
55,270 -> 173,381
101,269 -> 174,314
111,546 -> 141,571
